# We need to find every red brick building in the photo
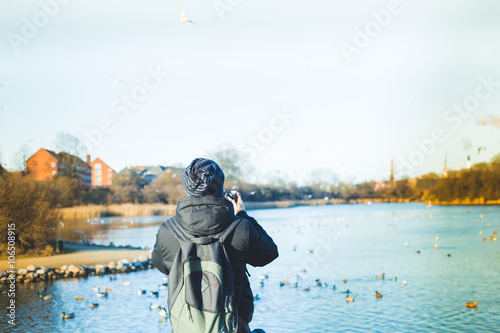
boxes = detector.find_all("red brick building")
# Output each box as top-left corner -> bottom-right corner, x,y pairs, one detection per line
89,157 -> 116,187
26,148 -> 92,187
26,148 -> 60,181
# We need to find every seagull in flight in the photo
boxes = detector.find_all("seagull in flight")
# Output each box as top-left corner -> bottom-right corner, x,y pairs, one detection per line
108,75 -> 129,84
180,5 -> 196,25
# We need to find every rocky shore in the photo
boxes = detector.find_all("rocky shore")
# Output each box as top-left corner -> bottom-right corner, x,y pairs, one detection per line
0,254 -> 153,285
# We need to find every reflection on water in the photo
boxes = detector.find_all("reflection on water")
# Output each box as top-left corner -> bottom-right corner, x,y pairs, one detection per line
56,216 -> 170,248
1,204 -> 499,332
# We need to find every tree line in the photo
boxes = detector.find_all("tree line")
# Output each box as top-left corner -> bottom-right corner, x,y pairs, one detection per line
2,145 -> 500,255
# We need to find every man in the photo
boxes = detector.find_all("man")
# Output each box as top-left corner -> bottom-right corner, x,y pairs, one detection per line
152,158 -> 278,333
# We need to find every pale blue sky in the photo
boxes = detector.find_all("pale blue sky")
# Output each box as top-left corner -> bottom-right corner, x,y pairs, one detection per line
1,0 -> 500,184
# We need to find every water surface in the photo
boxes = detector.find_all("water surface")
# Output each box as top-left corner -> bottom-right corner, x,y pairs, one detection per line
1,203 -> 499,332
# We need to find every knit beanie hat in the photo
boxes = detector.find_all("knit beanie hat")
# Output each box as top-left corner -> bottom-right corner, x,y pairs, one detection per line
182,158 -> 225,197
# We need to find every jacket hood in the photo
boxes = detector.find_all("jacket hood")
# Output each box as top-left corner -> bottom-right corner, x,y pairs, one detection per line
175,195 -> 235,236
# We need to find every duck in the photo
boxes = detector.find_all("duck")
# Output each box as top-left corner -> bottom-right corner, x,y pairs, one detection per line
122,281 -> 131,287
343,279 -> 347,284
376,273 -> 385,279
315,280 -> 322,287
149,303 -> 160,309
332,285 -> 336,290
104,287 -> 112,292
97,291 -> 108,297
150,291 -> 159,298
434,243 -> 438,249
158,283 -> 167,290
483,238 -> 488,242
375,291 -> 383,298
279,281 -> 288,287
158,306 -> 168,318
491,236 -> 497,241
288,283 -> 298,288
253,294 -> 260,300
302,288 -> 310,292
322,283 -> 328,288
465,301 -> 478,309
403,280 -> 407,286
493,231 -> 498,235
92,286 -> 99,292
76,296 -> 85,301
259,275 -> 269,280
346,295 -> 355,302
416,250 -> 421,254
60,312 -> 75,319
258,280 -> 265,287
91,303 -> 99,309
138,289 -> 146,295
391,277 -> 398,282
479,230 -> 483,235
40,294 -> 52,300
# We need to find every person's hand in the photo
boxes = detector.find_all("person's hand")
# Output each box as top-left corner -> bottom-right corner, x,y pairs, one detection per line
230,191 -> 245,215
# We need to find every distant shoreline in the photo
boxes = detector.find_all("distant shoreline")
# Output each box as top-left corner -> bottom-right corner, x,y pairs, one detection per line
59,198 -> 500,220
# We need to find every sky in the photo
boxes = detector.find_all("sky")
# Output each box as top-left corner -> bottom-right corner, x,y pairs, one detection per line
1,0 -> 500,184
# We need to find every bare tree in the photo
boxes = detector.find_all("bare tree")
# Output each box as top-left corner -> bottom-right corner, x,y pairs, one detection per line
53,132 -> 87,179
209,146 -> 247,185
53,132 -> 86,158
12,143 -> 32,171
309,168 -> 340,193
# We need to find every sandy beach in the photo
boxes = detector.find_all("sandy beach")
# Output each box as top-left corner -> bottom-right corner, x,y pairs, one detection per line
0,243 -> 151,271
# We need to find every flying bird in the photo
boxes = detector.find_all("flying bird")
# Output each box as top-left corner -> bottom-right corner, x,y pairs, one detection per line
180,5 -> 196,24
108,75 -> 129,84
478,147 -> 486,154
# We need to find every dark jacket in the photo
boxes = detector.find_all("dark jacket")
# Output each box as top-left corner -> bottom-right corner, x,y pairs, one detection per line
151,195 -> 279,323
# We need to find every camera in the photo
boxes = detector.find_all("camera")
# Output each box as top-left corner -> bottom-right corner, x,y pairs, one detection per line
224,191 -> 237,202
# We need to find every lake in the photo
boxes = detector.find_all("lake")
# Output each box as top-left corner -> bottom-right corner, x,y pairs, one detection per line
1,203 -> 499,332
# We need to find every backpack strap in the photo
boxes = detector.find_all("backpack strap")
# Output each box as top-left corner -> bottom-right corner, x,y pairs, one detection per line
164,217 -> 190,242
218,218 -> 241,243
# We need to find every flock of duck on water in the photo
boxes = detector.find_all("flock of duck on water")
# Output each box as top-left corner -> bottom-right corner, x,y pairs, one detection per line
35,274 -> 171,320
263,212 -> 496,312
268,272 -> 397,303
36,213 -> 497,320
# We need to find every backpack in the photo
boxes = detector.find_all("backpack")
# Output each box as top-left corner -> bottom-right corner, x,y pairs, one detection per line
165,216 -> 241,333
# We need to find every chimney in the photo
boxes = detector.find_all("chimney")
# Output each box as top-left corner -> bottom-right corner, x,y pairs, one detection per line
87,154 -> 91,165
